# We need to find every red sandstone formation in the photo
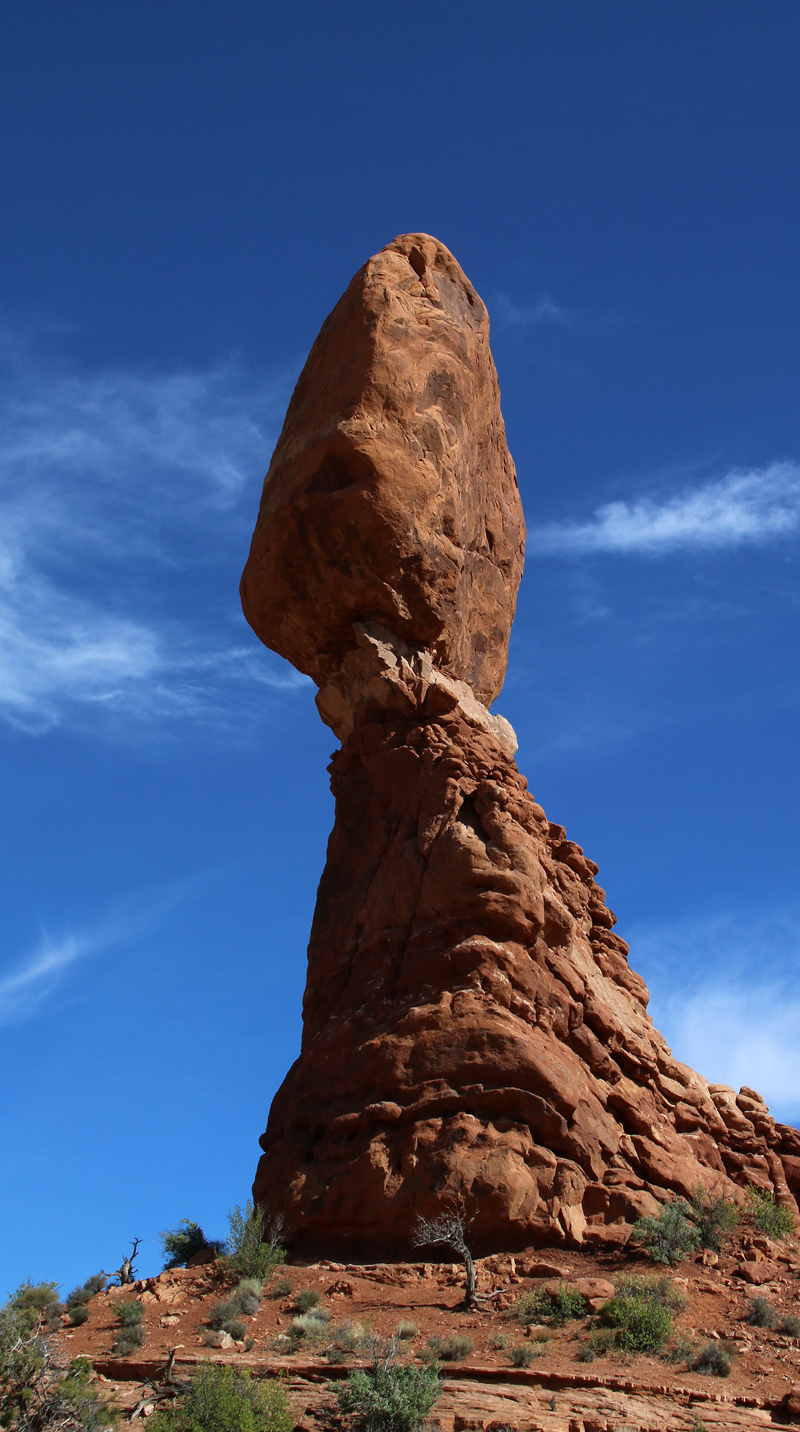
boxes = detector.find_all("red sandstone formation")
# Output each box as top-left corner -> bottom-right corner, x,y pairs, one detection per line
241,233 -> 800,1259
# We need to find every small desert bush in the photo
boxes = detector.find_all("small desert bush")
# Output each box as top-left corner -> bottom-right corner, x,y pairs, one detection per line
598,1278 -> 677,1353
510,1344 -> 540,1367
337,1359 -> 441,1432
161,1219 -> 223,1270
576,1343 -> 596,1363
632,1199 -> 700,1265
0,1328 -> 116,1432
6,1280 -> 63,1333
421,1334 -> 472,1363
690,1184 -> 739,1252
270,1277 -> 292,1300
65,1273 -> 107,1326
112,1298 -> 145,1355
209,1279 -> 263,1338
394,1322 -> 417,1341
745,1184 -> 795,1239
780,1314 -> 800,1337
693,1341 -> 733,1377
748,1296 -> 778,1328
225,1201 -> 286,1281
295,1288 -> 321,1312
489,1333 -> 509,1351
511,1283 -> 586,1326
149,1361 -> 292,1432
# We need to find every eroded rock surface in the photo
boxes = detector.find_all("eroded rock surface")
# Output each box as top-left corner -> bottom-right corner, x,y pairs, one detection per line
242,234 -> 799,1259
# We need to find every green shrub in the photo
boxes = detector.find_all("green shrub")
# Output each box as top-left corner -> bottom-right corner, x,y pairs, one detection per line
613,1274 -> 686,1311
0,1337 -> 117,1432
161,1219 -> 223,1270
511,1283 -> 586,1326
337,1360 -> 441,1432
394,1322 -> 417,1341
693,1341 -> 733,1377
295,1289 -> 321,1312
6,1280 -> 63,1333
509,1344 -> 537,1367
290,1310 -> 330,1345
149,1362 -> 292,1432
270,1277 -> 292,1300
780,1314 -> 800,1337
576,1344 -> 596,1363
690,1185 -> 740,1252
599,1279 -> 675,1353
437,1336 -> 473,1362
748,1296 -> 778,1328
233,1279 -> 263,1316
489,1333 -> 508,1351
66,1274 -> 106,1325
66,1273 -> 107,1309
745,1184 -> 795,1239
115,1299 -> 143,1329
225,1202 -> 285,1281
112,1325 -> 145,1356
632,1199 -> 700,1265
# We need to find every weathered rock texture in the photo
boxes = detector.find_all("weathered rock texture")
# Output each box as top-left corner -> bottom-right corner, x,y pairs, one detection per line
242,234 -> 800,1259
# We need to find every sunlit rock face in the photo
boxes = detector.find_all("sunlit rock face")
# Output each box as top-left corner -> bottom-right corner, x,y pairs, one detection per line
241,234 -> 800,1260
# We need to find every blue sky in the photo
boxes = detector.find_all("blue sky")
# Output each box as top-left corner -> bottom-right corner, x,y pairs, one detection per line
2,1 -> 799,1294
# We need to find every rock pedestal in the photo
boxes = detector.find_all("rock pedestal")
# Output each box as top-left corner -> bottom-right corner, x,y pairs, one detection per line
241,234 -> 800,1258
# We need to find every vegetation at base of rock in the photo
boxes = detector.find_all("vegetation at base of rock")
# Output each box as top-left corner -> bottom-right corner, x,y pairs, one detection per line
509,1344 -> 540,1367
394,1323 -> 417,1341
632,1199 -> 700,1265
1,1286 -> 116,1432
65,1276 -> 107,1327
511,1283 -> 586,1327
148,1363 -> 292,1432
5,1283 -> 63,1335
745,1184 -> 795,1239
294,1289 -> 321,1312
781,1314 -> 800,1336
748,1296 -> 778,1328
597,1277 -> 681,1353
209,1281 -> 264,1340
336,1359 -> 441,1432
111,1299 -> 144,1356
422,1336 -> 473,1363
689,1184 -> 739,1252
224,1202 -> 285,1282
693,1341 -> 733,1377
161,1220 -> 223,1270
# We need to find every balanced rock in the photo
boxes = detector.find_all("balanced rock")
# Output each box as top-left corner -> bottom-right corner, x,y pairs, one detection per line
240,232 -> 525,711
242,234 -> 800,1259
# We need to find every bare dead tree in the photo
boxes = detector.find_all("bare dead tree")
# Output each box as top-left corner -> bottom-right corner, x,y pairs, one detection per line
264,1209 -> 286,1253
411,1201 -> 478,1308
117,1238 -> 141,1286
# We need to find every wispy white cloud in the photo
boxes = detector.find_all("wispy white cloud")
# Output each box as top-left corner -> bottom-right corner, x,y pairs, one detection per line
536,462 -> 800,556
0,339 -> 309,734
633,908 -> 800,1123
492,292 -> 573,328
0,882 -> 190,1023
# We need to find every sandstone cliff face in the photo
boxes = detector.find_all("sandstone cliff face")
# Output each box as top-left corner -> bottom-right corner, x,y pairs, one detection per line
243,235 -> 799,1258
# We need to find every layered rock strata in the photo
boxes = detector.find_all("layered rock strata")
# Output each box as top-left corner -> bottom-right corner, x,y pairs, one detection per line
241,234 -> 799,1259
